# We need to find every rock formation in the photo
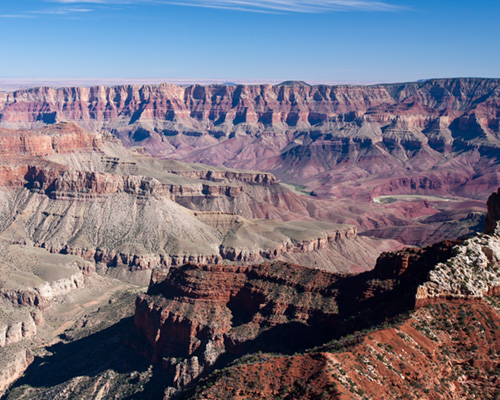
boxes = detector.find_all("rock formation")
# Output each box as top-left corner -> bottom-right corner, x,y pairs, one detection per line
0,123 -> 400,285
132,187 -> 500,398
0,347 -> 34,393
1,78 -> 498,245
1,80 -> 500,397
485,187 -> 500,234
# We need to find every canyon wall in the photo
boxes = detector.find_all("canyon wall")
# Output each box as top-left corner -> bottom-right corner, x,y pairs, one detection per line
0,124 -> 395,280
0,78 -> 499,201
0,79 -> 498,245
133,187 -> 500,398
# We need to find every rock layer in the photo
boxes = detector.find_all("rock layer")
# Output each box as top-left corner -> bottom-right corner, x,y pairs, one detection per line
485,187 -> 500,234
0,347 -> 34,393
0,124 -> 399,278
1,78 -> 499,245
133,187 -> 500,397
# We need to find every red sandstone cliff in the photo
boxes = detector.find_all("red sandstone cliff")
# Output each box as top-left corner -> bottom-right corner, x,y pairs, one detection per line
1,79 -> 498,131
133,187 -> 500,398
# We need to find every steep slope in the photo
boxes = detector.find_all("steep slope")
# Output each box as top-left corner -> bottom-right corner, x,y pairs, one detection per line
130,188 -> 500,399
0,123 -> 398,283
189,299 -> 500,400
0,240 -> 111,393
3,192 -> 500,399
1,78 -> 498,245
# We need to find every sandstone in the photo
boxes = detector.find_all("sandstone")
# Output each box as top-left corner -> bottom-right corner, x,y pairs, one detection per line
0,79 -> 499,245
0,124 -> 399,279
133,186 -> 500,397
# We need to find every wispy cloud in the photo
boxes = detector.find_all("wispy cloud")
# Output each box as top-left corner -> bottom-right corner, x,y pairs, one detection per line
46,0 -> 132,3
29,7 -> 95,15
46,0 -> 406,13
165,0 -> 403,13
0,14 -> 36,18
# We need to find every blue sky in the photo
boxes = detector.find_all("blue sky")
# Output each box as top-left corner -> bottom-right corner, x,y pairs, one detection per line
0,0 -> 498,82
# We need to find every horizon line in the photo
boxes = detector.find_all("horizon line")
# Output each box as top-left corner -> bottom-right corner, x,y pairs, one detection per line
1,77 -> 499,92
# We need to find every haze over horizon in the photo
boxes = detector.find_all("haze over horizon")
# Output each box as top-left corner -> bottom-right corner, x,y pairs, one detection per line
1,0 -> 498,83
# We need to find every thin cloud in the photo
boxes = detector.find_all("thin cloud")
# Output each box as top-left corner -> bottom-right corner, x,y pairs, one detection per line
168,2 -> 283,14
163,0 -> 403,13
46,0 -> 134,3
46,0 -> 406,13
0,14 -> 36,18
46,0 -> 109,3
29,8 -> 95,14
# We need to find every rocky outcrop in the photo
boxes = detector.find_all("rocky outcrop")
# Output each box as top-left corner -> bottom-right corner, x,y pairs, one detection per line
0,347 -> 33,393
0,123 -> 102,156
134,262 -> 342,388
170,169 -> 278,185
219,226 -> 358,262
485,187 -> 500,234
133,187 -> 500,395
132,243 -> 460,389
0,310 -> 39,348
415,234 -> 500,305
411,187 -> 500,305
0,242 -> 93,315
0,274 -> 86,310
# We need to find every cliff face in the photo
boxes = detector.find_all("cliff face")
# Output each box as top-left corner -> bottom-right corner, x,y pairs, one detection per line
134,262 -> 344,389
0,123 -> 102,156
0,347 -> 34,393
0,79 -> 498,245
133,188 -> 500,398
1,79 -> 498,131
0,79 -> 498,198
0,124 -> 394,281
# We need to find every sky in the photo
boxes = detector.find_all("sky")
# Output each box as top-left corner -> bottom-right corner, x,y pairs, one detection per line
0,0 -> 498,83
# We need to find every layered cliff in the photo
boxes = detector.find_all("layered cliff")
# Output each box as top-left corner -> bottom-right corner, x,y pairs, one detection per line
1,78 -> 498,245
132,188 -> 500,398
0,124 -> 397,281
1,79 -> 498,135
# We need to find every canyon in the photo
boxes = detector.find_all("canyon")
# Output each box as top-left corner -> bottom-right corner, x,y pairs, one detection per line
0,78 -> 499,399
3,187 -> 498,399
1,77 -> 498,245
0,122 -> 398,283
131,189 -> 500,399
0,119 -> 397,395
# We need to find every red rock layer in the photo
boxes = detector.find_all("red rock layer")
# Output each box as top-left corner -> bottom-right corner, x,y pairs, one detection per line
0,123 -> 101,188
1,79 -> 498,128
191,299 -> 500,400
133,190 -> 500,395
1,79 -> 499,246
133,239 -> 461,378
0,123 -> 101,157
